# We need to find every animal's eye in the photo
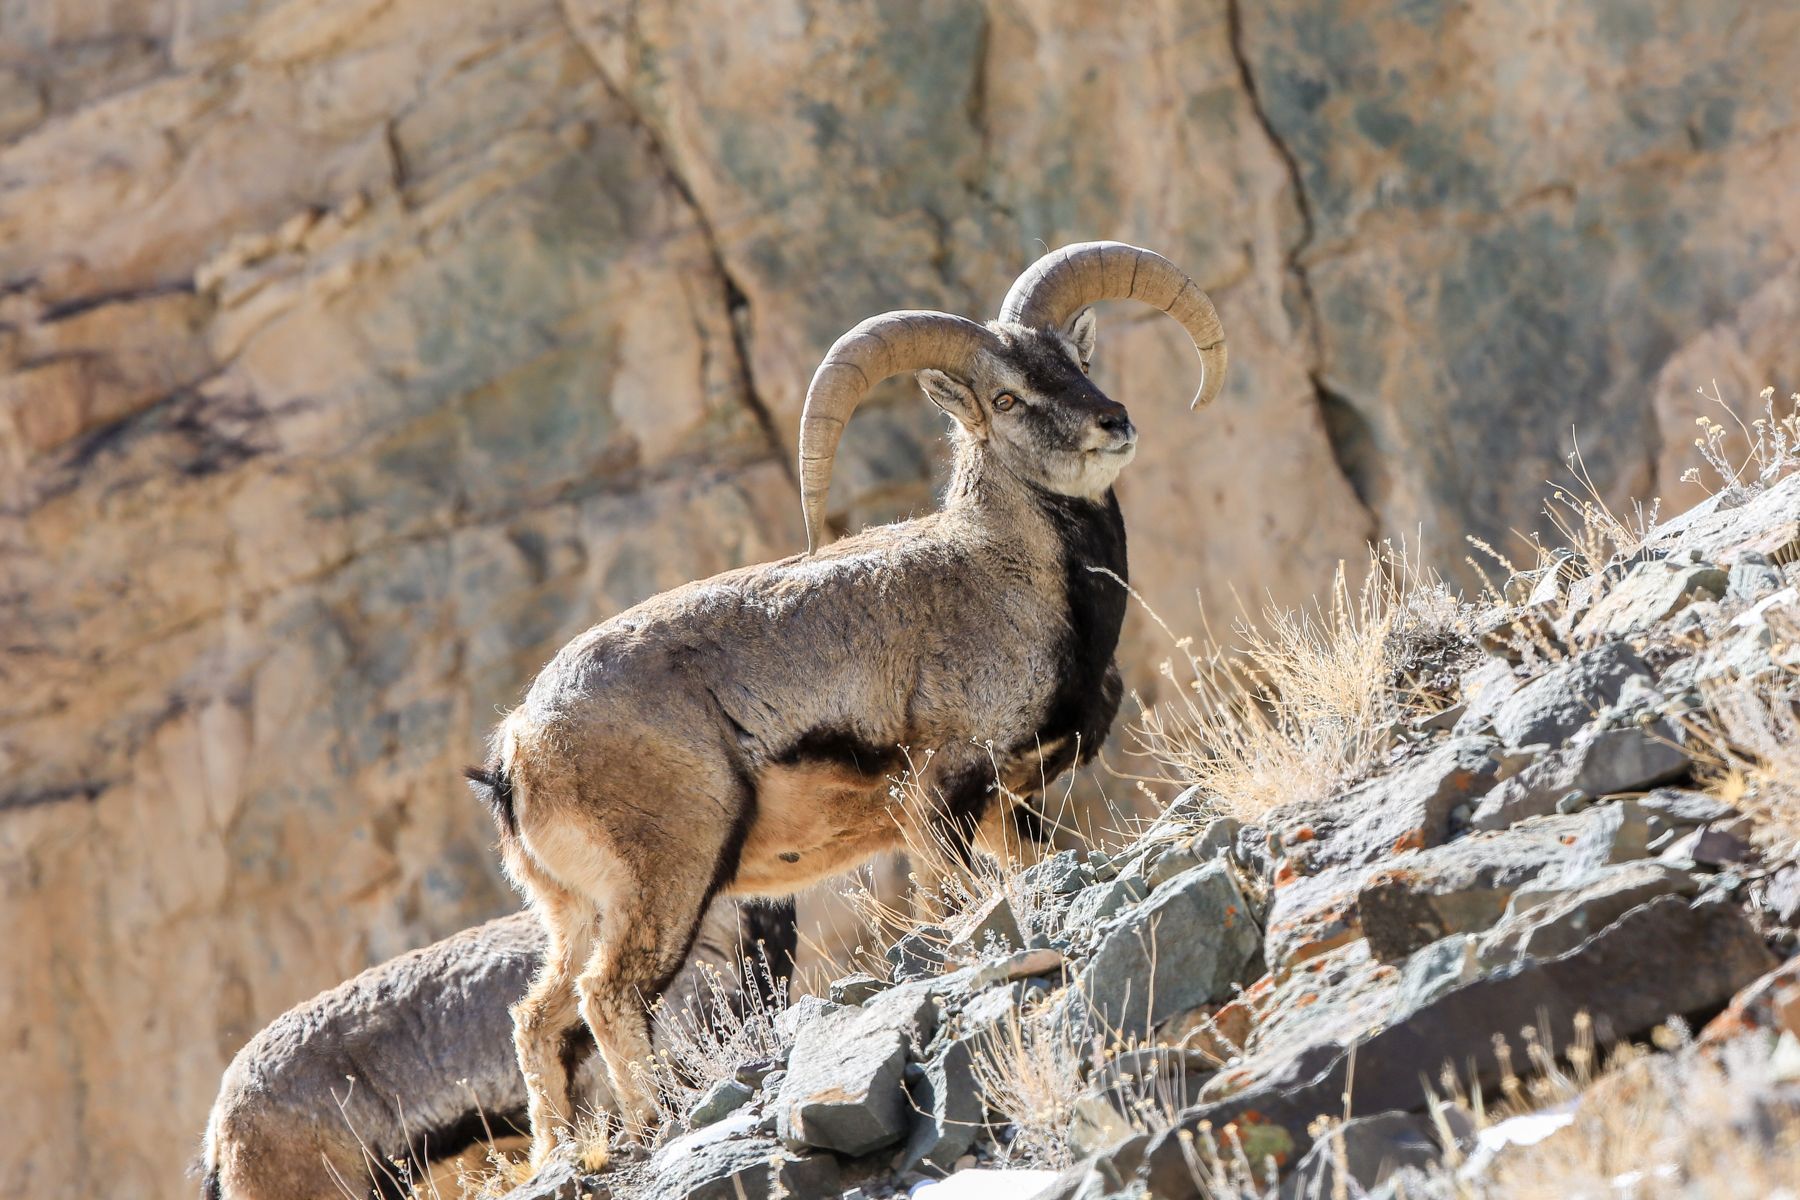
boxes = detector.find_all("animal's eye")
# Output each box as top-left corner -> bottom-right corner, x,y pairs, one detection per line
993,392 -> 1018,412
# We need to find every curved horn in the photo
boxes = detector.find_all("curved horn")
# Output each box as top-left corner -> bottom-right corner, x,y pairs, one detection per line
798,310 -> 1001,553
999,241 -> 1228,410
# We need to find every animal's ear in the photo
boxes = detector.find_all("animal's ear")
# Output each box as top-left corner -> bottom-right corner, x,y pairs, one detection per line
918,369 -> 988,439
1065,306 -> 1098,371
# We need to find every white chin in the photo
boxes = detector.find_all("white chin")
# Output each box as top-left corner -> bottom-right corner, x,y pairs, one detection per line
1071,450 -> 1130,495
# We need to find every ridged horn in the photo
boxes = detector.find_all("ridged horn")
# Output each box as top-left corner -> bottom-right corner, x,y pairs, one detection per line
798,310 -> 1001,553
999,241 -> 1228,410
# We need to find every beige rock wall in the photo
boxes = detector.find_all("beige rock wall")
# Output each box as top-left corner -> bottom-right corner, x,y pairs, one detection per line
0,0 -> 1793,1193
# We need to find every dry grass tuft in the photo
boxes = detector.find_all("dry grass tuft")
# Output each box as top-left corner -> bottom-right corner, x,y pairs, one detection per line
1682,383 -> 1800,496
826,752 -> 1079,981
1135,544 -> 1454,824
1686,657 -> 1800,861
968,1003 -> 1088,1170
1458,1031 -> 1800,1199
640,949 -> 795,1132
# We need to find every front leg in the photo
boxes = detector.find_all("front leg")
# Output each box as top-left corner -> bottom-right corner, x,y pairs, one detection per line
904,750 -> 1004,920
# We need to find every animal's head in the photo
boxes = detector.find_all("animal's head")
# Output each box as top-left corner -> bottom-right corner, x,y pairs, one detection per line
796,242 -> 1229,550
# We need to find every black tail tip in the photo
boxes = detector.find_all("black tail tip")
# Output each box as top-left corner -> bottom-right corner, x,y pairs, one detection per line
463,762 -> 517,838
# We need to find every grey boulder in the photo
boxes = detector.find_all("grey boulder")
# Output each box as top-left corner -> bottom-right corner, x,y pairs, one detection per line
776,1005 -> 911,1155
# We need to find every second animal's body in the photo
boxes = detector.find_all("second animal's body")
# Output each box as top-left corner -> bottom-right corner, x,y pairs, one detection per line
468,242 -> 1229,1164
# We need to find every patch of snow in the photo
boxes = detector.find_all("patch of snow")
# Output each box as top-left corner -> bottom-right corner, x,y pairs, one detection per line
909,1168 -> 1062,1199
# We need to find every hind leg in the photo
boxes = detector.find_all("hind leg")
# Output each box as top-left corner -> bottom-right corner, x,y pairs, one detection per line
511,876 -> 598,1170
576,865 -> 717,1140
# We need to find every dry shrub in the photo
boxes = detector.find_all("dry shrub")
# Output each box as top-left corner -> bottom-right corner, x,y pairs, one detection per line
1683,384 -> 1800,496
639,949 -> 794,1133
1466,1034 -> 1800,1199
1686,654 -> 1800,861
969,1003 -> 1087,1170
827,752 -> 1081,981
1540,437 -> 1664,582
1135,545 -> 1454,824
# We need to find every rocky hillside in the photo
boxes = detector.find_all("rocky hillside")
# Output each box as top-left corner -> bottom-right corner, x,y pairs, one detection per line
2,1 -> 1797,1194
498,453 -> 1800,1199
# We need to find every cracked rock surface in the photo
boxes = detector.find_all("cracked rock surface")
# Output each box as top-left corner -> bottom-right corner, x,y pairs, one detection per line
4,0 -> 1797,1193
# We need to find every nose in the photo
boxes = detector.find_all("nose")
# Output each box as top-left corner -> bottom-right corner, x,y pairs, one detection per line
1096,404 -> 1133,436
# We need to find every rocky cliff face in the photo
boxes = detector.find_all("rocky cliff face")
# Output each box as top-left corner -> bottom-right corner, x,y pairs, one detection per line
0,0 -> 1794,1193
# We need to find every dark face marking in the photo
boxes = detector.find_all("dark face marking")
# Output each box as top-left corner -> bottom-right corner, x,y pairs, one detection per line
978,327 -> 1138,497
1010,333 -> 1132,437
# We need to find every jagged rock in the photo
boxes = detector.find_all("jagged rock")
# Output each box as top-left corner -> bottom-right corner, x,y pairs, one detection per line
1767,864 -> 1800,928
1144,839 -> 1205,888
776,1006 -> 911,1155
946,894 -> 1024,961
734,1058 -> 781,1088
1393,933 -> 1485,1011
654,1129 -> 841,1200
1489,641 -> 1649,749
1157,999 -> 1253,1064
858,973 -> 950,1051
773,994 -> 843,1044
949,980 -> 1026,1048
1573,560 -> 1727,638
1481,861 -> 1703,966
1201,943 -> 1401,1109
968,946 -> 1067,990
1086,850 -> 1121,882
830,973 -> 892,1006
1454,661 -> 1525,738
1195,817 -> 1244,861
1658,825 -> 1754,868
1278,1109 -> 1474,1200
1022,851 -> 1093,897
1728,553 -> 1786,602
887,927 -> 951,981
1141,897 -> 1777,1197
1700,957 -> 1800,1044
1357,804 -> 1656,961
1696,594 -> 1800,684
1265,860 -> 1386,972
504,1159 -> 609,1200
1469,726 -> 1689,830
1635,788 -> 1738,827
1261,741 -> 1504,970
1642,472 -> 1800,566
1067,862 -> 1262,1041
896,1037 -> 983,1174
1063,873 -> 1151,935
1286,737 -> 1502,870
688,1078 -> 755,1129
1233,824 -> 1280,884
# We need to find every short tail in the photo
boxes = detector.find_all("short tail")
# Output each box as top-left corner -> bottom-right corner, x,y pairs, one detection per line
463,760 -> 516,838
